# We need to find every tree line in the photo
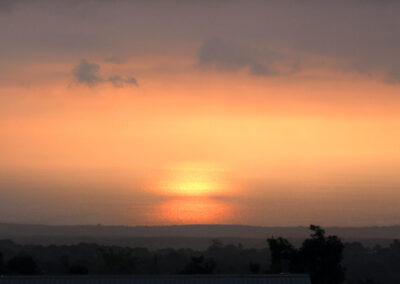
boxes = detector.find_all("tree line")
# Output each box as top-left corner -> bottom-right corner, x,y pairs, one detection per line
1,225 -> 399,284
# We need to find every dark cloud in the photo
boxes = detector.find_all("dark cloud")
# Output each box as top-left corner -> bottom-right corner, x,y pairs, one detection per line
126,77 -> 138,86
108,75 -> 125,87
73,59 -> 103,86
73,59 -> 138,88
108,75 -> 138,87
198,38 -> 255,71
197,38 -> 298,77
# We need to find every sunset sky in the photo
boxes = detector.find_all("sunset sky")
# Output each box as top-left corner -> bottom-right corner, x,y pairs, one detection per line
1,0 -> 400,226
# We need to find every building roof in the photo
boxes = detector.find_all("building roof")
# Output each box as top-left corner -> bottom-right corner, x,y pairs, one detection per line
0,274 -> 311,284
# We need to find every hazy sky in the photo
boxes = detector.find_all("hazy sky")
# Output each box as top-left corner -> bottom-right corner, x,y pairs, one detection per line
1,0 -> 400,226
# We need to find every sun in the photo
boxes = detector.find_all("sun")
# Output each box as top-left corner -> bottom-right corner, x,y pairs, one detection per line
157,162 -> 229,197
167,174 -> 221,196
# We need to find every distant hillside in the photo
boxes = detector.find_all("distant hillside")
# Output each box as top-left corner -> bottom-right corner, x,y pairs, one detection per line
0,223 -> 399,249
1,223 -> 400,238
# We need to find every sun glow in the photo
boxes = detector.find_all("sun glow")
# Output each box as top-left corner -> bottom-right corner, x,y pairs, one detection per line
157,162 -> 230,197
155,197 -> 233,224
146,162 -> 238,224
166,174 -> 222,196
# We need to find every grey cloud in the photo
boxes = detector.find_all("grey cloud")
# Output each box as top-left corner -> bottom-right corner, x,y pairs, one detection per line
108,75 -> 124,87
250,63 -> 275,76
3,1 -> 400,84
73,59 -> 138,87
198,38 -> 255,71
126,77 -> 138,86
198,38 -> 298,77
384,69 -> 400,84
279,1 -> 400,83
108,75 -> 138,87
73,59 -> 103,86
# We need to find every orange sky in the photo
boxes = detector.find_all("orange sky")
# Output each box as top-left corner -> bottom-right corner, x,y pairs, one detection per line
1,0 -> 400,226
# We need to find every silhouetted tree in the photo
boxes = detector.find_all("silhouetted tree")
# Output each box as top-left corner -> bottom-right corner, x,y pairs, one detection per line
68,264 -> 89,275
267,225 -> 344,284
181,255 -> 216,274
0,252 -> 4,274
207,239 -> 223,253
267,237 -> 298,273
301,225 -> 345,284
99,248 -> 136,274
249,262 -> 260,274
6,254 -> 41,275
390,239 -> 400,252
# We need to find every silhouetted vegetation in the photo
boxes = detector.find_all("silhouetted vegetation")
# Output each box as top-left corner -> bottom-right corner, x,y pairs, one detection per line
180,255 -> 216,274
268,225 -> 344,284
0,252 -> 4,274
5,254 -> 41,275
68,264 -> 89,275
0,225 -> 400,283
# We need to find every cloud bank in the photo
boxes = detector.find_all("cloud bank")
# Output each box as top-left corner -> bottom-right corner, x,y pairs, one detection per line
2,0 -> 400,84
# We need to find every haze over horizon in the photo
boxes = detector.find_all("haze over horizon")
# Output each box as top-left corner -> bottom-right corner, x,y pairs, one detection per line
1,0 -> 400,227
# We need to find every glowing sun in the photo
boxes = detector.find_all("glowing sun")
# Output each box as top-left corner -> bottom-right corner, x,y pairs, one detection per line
158,162 -> 230,197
